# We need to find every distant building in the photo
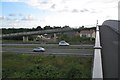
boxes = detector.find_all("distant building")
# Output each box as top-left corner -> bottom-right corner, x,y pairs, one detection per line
79,27 -> 96,38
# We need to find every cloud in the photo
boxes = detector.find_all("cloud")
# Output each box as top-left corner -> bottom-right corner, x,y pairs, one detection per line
1,20 -> 43,28
24,0 -> 52,10
40,0 -> 49,4
1,0 -> 118,28
18,13 -> 24,16
44,12 -> 99,27
2,0 -> 117,14
21,15 -> 35,21
0,14 -> 36,22
1,0 -> 118,12
72,9 -> 79,13
0,0 -> 19,2
80,9 -> 89,13
0,16 -> 6,20
9,13 -> 16,16
51,4 -> 56,9
0,16 -> 10,20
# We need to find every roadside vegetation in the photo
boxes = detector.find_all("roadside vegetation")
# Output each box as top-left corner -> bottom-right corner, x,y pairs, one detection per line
57,34 -> 95,44
2,52 -> 93,79
2,35 -> 95,44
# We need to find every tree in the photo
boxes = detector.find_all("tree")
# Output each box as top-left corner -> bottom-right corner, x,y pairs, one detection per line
44,25 -> 53,30
53,26 -> 61,29
81,26 -> 84,29
63,25 -> 70,28
58,34 -> 70,42
36,26 -> 42,30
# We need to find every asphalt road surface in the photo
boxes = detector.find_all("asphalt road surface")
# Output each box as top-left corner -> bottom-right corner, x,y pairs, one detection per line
2,44 -> 93,48
2,44 -> 94,56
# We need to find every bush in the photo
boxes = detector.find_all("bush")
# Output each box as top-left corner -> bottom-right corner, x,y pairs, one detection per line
2,53 -> 93,78
58,34 -> 95,44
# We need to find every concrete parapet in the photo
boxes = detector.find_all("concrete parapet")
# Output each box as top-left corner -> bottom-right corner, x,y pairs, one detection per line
23,36 -> 29,42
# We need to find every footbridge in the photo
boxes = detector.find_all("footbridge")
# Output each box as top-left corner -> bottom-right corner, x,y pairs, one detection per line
1,28 -> 78,38
1,28 -> 80,42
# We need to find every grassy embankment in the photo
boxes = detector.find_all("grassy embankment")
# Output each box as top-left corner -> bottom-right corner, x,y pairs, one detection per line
3,52 -> 93,79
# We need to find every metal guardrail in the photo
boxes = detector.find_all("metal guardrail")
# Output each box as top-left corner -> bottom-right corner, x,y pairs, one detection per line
92,25 -> 103,79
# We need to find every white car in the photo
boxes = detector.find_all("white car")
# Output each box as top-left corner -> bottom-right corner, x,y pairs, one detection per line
33,47 -> 45,52
59,41 -> 69,46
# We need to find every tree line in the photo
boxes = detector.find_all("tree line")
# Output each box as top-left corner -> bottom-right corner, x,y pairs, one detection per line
1,25 -> 95,34
1,25 -> 71,34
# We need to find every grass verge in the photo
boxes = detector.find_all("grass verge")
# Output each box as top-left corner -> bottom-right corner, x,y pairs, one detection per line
2,52 -> 93,79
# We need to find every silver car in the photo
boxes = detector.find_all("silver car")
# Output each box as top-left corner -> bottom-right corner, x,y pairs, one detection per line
33,47 -> 45,52
59,41 -> 69,46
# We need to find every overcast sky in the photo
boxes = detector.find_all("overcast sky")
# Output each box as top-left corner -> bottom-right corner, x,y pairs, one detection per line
0,0 -> 118,28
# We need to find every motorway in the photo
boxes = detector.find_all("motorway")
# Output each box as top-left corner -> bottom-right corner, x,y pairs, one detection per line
2,44 -> 93,47
2,44 -> 94,56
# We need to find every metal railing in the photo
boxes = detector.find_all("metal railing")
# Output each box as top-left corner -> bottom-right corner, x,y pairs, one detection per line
92,25 -> 103,79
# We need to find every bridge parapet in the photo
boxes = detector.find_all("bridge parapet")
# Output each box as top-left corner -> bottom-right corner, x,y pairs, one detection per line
92,25 -> 103,79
